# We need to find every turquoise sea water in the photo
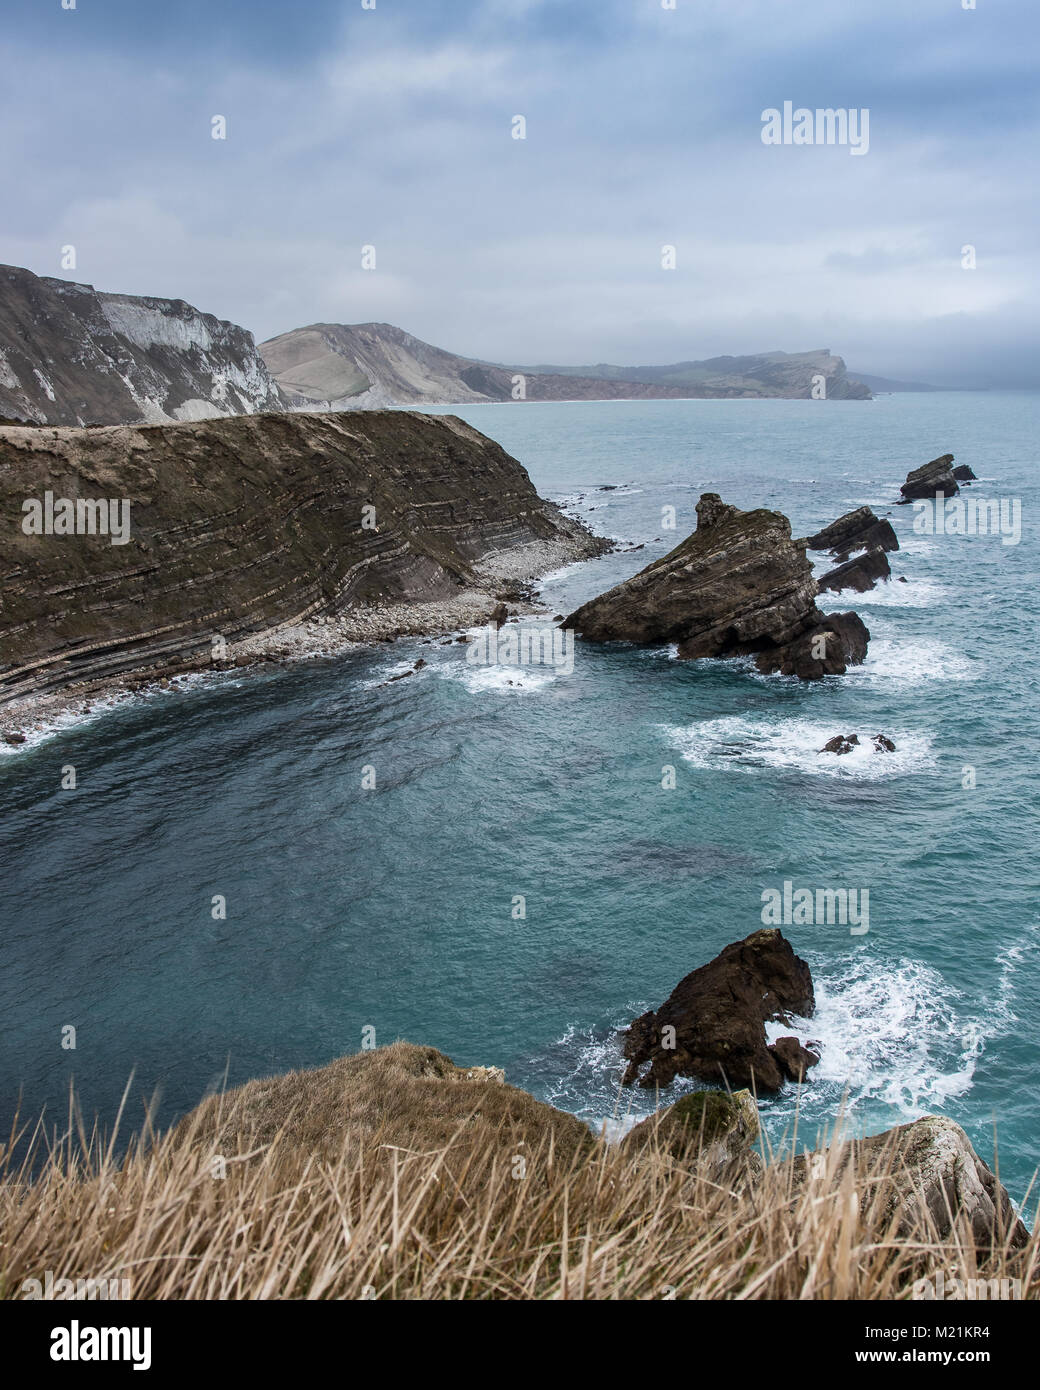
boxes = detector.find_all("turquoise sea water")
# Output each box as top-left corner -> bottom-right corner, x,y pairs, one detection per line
1,393 -> 1037,1204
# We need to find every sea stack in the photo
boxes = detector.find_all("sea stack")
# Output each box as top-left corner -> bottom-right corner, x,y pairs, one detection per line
898,453 -> 959,502
622,929 -> 817,1093
564,493 -> 869,679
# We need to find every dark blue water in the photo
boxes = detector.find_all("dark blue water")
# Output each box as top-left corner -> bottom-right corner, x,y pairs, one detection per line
2,394 -> 1037,1203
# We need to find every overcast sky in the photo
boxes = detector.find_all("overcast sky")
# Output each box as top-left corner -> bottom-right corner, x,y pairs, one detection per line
4,0 -> 1038,385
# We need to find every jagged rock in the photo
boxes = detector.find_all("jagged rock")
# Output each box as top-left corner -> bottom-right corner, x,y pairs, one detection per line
818,547 -> 891,593
898,453 -> 959,502
770,1036 -> 820,1082
795,1116 -> 1029,1255
0,411 -> 608,702
873,734 -> 896,752
2,732 -> 27,745
622,929 -> 815,1093
623,1089 -> 762,1175
756,611 -> 869,680
952,464 -> 977,481
821,734 -> 859,755
802,506 -> 899,559
564,494 -> 869,680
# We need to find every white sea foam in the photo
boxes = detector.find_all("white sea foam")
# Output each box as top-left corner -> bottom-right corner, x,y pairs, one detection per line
0,669 -> 246,756
541,954 -> 1000,1137
766,955 -> 999,1117
845,636 -> 983,686
434,642 -> 558,694
448,663 -> 557,694
660,715 -> 933,778
816,578 -> 947,608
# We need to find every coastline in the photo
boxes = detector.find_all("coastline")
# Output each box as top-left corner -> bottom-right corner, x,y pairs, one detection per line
0,533 -> 608,750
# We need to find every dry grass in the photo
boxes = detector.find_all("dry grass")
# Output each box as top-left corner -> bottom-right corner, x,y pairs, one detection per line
0,1044 -> 1036,1301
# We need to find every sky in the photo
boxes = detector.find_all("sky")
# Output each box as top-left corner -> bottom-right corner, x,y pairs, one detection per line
3,0 -> 1038,386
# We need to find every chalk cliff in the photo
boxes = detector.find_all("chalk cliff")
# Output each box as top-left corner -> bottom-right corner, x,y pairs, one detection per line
0,263 -> 290,426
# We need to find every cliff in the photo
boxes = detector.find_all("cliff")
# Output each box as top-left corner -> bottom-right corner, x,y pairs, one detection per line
0,263 -> 290,426
0,409 -> 606,701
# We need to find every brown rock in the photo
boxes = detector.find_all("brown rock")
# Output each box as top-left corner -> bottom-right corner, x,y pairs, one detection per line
817,546 -> 891,594
898,453 -> 959,502
622,929 -> 814,1093
564,494 -> 869,680
769,1036 -> 820,1082
802,506 -> 899,558
821,734 -> 860,755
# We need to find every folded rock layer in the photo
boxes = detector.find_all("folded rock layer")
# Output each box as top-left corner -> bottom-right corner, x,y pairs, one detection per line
0,409 -> 606,699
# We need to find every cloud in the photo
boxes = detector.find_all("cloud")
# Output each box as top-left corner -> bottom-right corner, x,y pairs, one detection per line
1,0 -> 1037,385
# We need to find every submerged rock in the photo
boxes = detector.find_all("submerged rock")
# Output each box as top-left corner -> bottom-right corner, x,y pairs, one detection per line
898,453 -> 959,502
622,929 -> 815,1093
564,493 -> 869,680
820,734 -> 860,755
820,733 -> 896,755
802,505 -> 899,559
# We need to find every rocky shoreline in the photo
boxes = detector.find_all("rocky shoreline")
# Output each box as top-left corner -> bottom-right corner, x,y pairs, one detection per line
0,535 -> 596,746
0,410 -> 609,741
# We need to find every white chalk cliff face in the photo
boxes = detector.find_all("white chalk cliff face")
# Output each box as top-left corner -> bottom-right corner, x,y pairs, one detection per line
0,264 -> 290,426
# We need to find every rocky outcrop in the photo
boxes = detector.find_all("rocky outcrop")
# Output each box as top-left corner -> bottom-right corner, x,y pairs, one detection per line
818,546 -> 891,593
623,1089 -> 762,1175
0,264 -> 290,426
898,453 -> 959,502
802,506 -> 898,559
952,464 -> 977,481
797,1116 -> 1029,1254
0,410 -> 608,701
770,1036 -> 820,1082
622,929 -> 815,1093
564,494 -> 869,680
820,733 -> 896,755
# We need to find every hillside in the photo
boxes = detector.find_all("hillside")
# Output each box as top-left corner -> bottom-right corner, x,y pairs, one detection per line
0,264 -> 290,426
261,324 -> 873,405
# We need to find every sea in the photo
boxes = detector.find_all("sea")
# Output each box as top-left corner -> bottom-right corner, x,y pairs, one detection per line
1,391 -> 1037,1205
